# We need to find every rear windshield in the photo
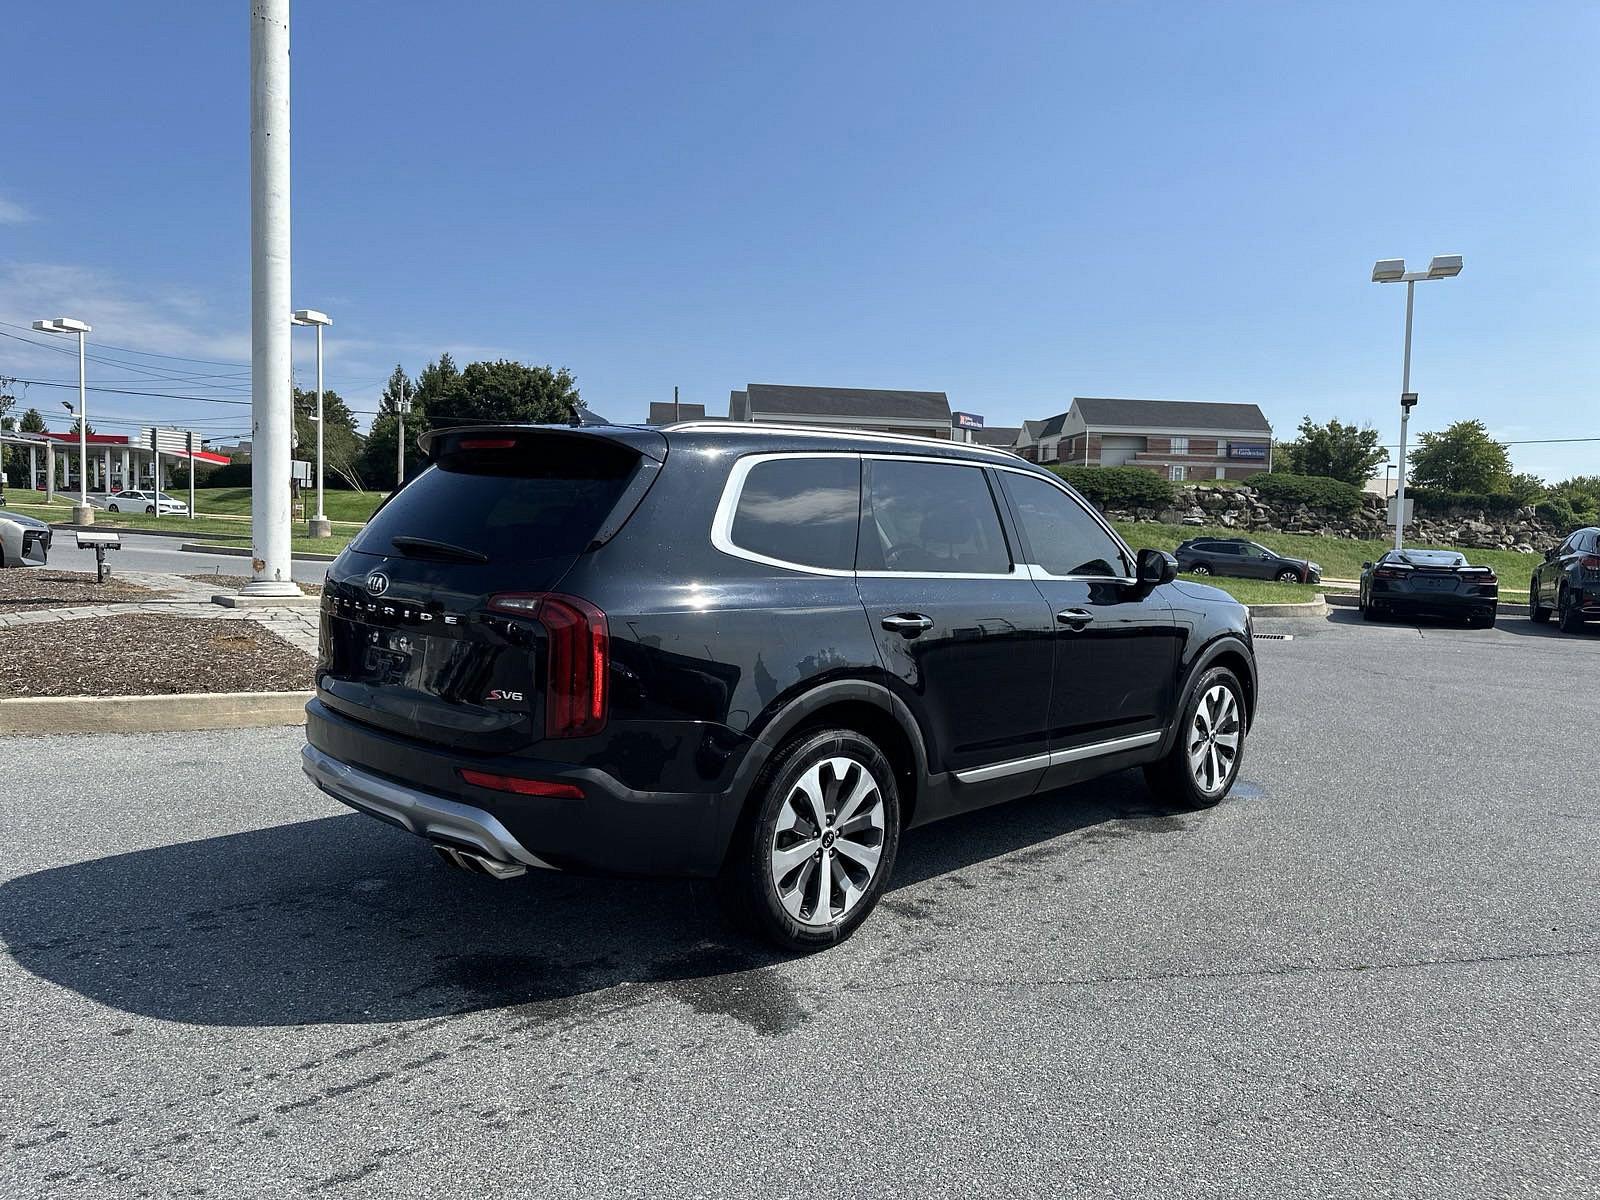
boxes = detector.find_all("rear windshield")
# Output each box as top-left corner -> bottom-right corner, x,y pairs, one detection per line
354,445 -> 636,561
1395,549 -> 1467,567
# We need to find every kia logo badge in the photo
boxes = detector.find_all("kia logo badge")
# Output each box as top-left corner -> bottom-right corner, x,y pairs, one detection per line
365,572 -> 390,597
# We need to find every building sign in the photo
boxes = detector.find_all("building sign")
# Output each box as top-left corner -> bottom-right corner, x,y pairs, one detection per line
951,411 -> 984,431
1228,444 -> 1268,460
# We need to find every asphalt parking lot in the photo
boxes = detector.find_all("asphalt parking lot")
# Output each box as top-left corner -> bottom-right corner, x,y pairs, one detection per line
3,611 -> 1598,1198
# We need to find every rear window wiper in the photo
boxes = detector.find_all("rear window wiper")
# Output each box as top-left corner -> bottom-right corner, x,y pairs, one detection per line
388,535 -> 489,564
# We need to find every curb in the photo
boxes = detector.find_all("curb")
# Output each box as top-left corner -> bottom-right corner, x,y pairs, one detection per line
1246,596 -> 1330,617
0,691 -> 312,735
52,521 -> 235,544
1323,592 -> 1530,614
180,542 -> 340,563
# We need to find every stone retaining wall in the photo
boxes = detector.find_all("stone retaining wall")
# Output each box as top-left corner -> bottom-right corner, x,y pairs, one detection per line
1106,485 -> 1560,552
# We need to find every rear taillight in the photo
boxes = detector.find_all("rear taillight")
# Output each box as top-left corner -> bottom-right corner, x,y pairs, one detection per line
459,769 -> 585,799
1583,556 -> 1600,571
489,592 -> 609,738
1374,567 -> 1408,580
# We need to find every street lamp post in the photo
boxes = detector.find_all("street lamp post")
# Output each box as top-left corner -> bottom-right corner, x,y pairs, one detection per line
1371,255 -> 1462,551
292,308 -> 333,537
32,317 -> 94,524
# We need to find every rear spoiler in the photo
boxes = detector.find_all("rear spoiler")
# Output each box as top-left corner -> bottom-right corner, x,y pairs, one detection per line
418,423 -> 668,464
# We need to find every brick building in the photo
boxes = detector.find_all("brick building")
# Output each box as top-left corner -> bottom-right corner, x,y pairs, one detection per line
1026,398 -> 1273,480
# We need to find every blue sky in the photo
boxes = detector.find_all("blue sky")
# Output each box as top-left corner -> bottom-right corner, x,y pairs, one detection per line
3,1 -> 1597,479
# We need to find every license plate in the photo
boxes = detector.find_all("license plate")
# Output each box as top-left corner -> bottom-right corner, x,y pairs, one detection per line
1414,577 -> 1456,591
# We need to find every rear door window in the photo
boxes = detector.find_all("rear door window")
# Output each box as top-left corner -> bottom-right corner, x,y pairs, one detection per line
726,456 -> 861,571
859,459 -> 1011,574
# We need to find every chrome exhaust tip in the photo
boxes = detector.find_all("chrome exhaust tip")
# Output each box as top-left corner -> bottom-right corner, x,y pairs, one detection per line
432,844 -> 527,880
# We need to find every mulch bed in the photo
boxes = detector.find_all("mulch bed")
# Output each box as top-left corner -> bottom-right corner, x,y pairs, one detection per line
181,573 -> 324,596
0,569 -> 157,613
0,614 -> 314,698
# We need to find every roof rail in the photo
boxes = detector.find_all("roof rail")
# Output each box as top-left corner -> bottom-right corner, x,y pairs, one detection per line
661,420 -> 1020,460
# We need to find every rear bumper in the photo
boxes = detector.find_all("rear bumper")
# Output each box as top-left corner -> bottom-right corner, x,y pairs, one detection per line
1372,586 -> 1496,616
303,698 -> 738,877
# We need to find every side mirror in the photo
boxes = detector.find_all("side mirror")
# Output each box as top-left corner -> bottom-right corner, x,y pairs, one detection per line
1362,561 -> 1372,570
1545,547 -> 1559,562
1137,548 -> 1178,587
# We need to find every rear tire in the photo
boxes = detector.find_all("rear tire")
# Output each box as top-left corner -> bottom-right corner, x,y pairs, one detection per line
108,503 -> 120,513
1189,564 -> 1211,576
721,728 -> 901,951
1558,586 -> 1585,634
1144,666 -> 1246,809
1529,577 -> 1550,623
145,505 -> 156,515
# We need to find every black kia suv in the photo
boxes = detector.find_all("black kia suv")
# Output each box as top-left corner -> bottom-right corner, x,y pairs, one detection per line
1174,537 -> 1321,584
302,422 -> 1258,949
1530,526 -> 1600,632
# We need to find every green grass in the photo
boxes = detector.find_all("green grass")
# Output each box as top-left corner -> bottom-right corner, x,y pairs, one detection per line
1177,574 -> 1321,605
3,486 -> 379,525
1113,519 -> 1542,584
4,492 -> 353,556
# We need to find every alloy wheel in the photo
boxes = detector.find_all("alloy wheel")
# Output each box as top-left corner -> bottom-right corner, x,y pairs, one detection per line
1187,684 -> 1241,797
769,756 -> 886,928
1277,569 -> 1300,583
1191,565 -> 1211,575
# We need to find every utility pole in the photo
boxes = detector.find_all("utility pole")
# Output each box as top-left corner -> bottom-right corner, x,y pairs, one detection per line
242,0 -> 300,597
674,385 -> 680,422
395,379 -> 410,487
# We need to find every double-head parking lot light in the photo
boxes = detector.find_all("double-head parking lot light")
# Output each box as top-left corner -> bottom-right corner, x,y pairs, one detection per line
32,317 -> 94,525
1370,255 -> 1463,551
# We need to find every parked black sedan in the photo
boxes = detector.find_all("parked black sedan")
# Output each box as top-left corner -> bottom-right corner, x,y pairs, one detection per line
1174,537 -> 1321,584
1359,548 -> 1498,626
1529,526 -> 1600,633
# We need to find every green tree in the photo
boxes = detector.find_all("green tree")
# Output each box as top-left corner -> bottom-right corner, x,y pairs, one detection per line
293,386 -> 366,490
1281,416 -> 1388,486
1548,475 -> 1600,518
19,407 -> 47,433
1407,419 -> 1511,493
1501,471 -> 1547,505
426,359 -> 580,427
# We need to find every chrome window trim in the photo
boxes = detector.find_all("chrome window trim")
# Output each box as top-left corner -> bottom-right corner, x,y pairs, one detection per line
710,452 -> 861,577
953,730 -> 1162,784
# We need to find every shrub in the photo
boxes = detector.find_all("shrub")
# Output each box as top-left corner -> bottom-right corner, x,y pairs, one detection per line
1049,465 -> 1174,511
1406,488 -> 1524,516
1250,472 -> 1364,515
201,461 -> 254,488
1536,498 -> 1581,530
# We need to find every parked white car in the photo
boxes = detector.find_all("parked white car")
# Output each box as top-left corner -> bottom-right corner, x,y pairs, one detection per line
0,508 -> 51,567
103,489 -> 189,516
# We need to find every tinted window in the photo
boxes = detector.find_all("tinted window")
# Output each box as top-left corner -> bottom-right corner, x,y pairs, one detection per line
1205,542 -> 1242,556
999,472 -> 1129,578
859,459 -> 1010,574
355,444 -> 636,562
729,456 -> 860,571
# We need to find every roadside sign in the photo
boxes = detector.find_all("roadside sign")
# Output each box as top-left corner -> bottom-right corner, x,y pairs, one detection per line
291,459 -> 312,485
951,411 -> 985,430
141,427 -> 196,455
1388,496 -> 1415,528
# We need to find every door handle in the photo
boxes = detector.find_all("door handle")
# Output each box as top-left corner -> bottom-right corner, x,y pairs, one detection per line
1056,608 -> 1095,630
881,613 -> 934,637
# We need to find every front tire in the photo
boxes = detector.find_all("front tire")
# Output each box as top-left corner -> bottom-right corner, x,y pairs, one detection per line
1144,667 -> 1246,809
1529,577 -> 1550,623
1189,564 -> 1211,576
722,728 -> 901,951
145,505 -> 156,515
1276,569 -> 1302,583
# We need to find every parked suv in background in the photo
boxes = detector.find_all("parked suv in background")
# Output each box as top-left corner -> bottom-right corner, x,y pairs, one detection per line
1174,537 -> 1320,584
1530,526 -> 1600,633
302,422 -> 1258,948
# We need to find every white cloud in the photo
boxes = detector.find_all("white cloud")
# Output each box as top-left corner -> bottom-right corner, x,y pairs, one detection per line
0,193 -> 32,224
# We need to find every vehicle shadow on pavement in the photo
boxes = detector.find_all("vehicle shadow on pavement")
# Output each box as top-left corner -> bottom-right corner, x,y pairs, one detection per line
0,769 -> 1190,1030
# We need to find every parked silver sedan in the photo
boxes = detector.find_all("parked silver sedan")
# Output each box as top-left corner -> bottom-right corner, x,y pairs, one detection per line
0,508 -> 52,567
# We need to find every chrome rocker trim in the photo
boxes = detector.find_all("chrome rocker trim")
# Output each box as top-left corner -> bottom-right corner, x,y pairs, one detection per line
954,730 -> 1162,784
302,744 -> 558,873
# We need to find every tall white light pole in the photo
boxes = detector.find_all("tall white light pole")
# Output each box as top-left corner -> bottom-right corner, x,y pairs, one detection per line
32,317 -> 94,524
244,0 -> 300,596
1371,254 -> 1462,552
292,308 -> 333,537
395,379 -> 411,487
